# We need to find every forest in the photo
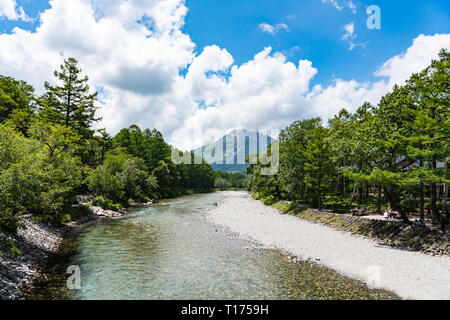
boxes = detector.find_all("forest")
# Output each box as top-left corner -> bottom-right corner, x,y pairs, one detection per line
247,49 -> 449,231
0,49 -> 448,236
0,58 -> 220,234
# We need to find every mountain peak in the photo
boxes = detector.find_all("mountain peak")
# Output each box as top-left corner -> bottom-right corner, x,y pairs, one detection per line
193,129 -> 277,173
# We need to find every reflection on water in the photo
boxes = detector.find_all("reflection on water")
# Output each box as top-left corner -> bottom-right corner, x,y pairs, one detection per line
30,192 -> 398,300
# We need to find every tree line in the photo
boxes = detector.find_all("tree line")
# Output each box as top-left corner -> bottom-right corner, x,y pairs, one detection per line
247,49 -> 449,231
0,58 -> 216,233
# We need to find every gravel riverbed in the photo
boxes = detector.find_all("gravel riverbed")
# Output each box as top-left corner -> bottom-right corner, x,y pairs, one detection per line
207,191 -> 450,300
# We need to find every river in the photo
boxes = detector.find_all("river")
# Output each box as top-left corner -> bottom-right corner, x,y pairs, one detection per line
30,192 -> 397,300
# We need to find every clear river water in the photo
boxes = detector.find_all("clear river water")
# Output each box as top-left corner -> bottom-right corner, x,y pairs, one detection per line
30,192 -> 397,300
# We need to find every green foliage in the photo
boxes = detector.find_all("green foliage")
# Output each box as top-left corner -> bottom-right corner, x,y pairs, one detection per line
92,196 -> 122,211
248,118 -> 335,210
88,148 -> 158,205
37,58 -> 105,170
1,49 -> 447,239
261,195 -> 277,206
41,58 -> 99,138
0,123 -> 81,231
215,177 -> 231,189
176,152 -> 216,190
0,238 -> 22,257
248,49 -> 449,225
113,125 -> 171,172
273,201 -> 298,214
322,196 -> 351,212
214,171 -> 247,189
0,60 -> 217,237
0,76 -> 35,124
65,204 -> 93,220
113,126 -> 215,196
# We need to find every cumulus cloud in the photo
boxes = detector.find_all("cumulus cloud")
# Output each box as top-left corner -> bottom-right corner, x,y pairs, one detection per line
0,0 -> 449,151
0,0 -> 31,21
375,34 -> 450,88
258,22 -> 289,35
0,0 -> 196,135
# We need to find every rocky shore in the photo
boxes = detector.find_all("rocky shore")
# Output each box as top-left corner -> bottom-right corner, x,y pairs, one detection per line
0,202 -> 138,300
0,216 -> 71,300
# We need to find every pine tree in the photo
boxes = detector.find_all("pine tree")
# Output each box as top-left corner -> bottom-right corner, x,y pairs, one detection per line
43,58 -> 100,139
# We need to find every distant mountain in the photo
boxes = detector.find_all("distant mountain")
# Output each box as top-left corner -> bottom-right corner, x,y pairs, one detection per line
193,129 -> 276,173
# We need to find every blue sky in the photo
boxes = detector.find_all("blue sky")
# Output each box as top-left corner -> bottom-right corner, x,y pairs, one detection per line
3,0 -> 450,86
183,0 -> 450,85
1,0 -> 449,149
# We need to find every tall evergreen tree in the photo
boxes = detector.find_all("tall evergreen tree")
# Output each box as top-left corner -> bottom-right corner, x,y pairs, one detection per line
42,58 -> 100,139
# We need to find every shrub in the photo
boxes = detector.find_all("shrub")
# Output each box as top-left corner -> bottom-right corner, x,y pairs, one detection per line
92,196 -> 122,211
88,149 -> 158,204
273,201 -> 298,214
323,195 -> 350,212
0,238 -> 22,257
88,166 -> 124,202
215,177 -> 231,190
0,124 -> 81,231
262,195 -> 277,206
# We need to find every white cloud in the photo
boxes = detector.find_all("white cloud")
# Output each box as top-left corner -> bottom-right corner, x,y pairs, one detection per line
375,34 -> 450,88
0,1 -> 449,151
258,22 -> 289,35
0,0 -> 196,135
322,0 -> 343,10
341,22 -> 367,51
342,22 -> 355,40
0,0 -> 31,21
347,1 -> 356,14
321,0 -> 357,13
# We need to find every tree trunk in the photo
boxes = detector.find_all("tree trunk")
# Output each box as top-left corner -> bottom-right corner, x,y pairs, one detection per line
348,184 -> 357,210
317,190 -> 322,211
419,159 -> 424,221
343,175 -> 346,196
384,185 -> 410,223
377,185 -> 382,214
419,182 -> 425,221
275,184 -> 282,200
441,163 -> 448,232
431,161 -> 439,224
359,184 -> 363,205
66,81 -> 72,128
429,107 -> 439,224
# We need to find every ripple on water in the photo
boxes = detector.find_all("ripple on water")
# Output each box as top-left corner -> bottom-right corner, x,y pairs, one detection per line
30,192 -> 398,300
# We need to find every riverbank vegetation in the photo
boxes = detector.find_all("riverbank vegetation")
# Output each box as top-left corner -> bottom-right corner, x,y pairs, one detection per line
247,49 -> 449,231
214,171 -> 248,190
0,58 -> 216,238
